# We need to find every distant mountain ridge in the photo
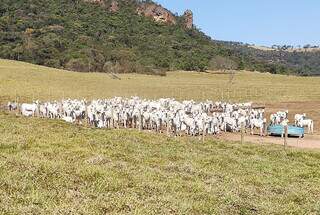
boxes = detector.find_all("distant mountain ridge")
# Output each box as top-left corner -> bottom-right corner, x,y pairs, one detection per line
0,0 -> 319,76
220,41 -> 320,76
250,45 -> 320,53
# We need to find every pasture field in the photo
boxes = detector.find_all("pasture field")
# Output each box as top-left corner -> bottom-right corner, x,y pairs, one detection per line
1,59 -> 320,132
1,59 -> 320,103
1,59 -> 320,213
1,112 -> 320,214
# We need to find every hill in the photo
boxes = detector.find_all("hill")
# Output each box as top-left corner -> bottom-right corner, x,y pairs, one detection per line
1,0 -> 320,76
250,45 -> 320,53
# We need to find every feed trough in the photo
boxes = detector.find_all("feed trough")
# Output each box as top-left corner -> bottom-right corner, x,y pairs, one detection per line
267,125 -> 304,138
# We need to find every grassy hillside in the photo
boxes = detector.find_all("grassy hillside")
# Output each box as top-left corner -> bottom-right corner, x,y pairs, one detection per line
0,0 -> 227,74
1,112 -> 320,214
1,0 -> 312,75
1,59 -> 320,104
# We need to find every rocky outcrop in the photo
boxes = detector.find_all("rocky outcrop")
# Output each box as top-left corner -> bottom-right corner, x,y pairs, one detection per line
137,3 -> 176,25
84,1 -> 178,25
84,0 -> 105,5
183,10 -> 193,29
84,0 -> 118,12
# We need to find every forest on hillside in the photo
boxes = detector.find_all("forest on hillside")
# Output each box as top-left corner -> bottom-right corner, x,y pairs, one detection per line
221,41 -> 320,76
0,0 -> 319,76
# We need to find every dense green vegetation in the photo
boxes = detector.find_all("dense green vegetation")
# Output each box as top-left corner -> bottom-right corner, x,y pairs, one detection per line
0,0 -> 319,75
221,41 -> 320,76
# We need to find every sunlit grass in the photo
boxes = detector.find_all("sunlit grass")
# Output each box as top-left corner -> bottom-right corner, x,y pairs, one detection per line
1,59 -> 320,103
0,112 -> 320,214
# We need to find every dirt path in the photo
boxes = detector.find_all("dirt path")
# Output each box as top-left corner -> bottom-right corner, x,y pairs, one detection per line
217,133 -> 320,150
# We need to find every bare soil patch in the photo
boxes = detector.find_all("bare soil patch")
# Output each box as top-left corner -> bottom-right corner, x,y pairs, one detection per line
218,133 -> 320,150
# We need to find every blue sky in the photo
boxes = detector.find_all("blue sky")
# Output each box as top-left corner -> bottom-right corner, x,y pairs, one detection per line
156,0 -> 320,46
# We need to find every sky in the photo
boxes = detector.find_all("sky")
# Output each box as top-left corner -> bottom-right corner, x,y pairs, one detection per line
156,0 -> 320,47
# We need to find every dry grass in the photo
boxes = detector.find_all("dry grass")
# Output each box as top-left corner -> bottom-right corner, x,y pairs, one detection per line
0,112 -> 320,214
1,59 -> 320,103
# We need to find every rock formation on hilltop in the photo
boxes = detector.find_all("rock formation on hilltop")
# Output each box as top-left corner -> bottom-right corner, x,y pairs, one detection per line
83,0 -> 119,12
109,0 -> 119,12
183,10 -> 193,29
136,2 -> 176,25
84,0 -> 105,5
83,0 -> 182,25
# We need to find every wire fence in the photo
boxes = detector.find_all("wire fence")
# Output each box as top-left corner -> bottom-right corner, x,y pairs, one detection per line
0,71 -> 320,105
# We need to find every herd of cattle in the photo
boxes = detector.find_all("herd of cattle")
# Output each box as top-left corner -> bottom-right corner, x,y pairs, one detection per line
6,97 -> 314,136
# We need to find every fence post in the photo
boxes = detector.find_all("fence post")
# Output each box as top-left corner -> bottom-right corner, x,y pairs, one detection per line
166,118 -> 170,137
202,123 -> 205,144
241,123 -> 244,144
139,113 -> 142,131
284,125 -> 288,149
264,121 -> 268,136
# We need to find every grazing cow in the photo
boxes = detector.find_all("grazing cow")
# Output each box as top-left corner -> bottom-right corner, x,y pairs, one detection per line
15,97 -> 308,139
297,119 -> 314,134
293,113 -> 314,134
7,102 -> 18,111
294,113 -> 306,126
21,101 -> 39,117
250,118 -> 266,136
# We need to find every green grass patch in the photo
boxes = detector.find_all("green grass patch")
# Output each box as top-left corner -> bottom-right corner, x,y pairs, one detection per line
0,112 -> 320,214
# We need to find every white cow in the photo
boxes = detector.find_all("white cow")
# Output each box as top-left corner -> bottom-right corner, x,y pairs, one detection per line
21,102 -> 38,117
250,118 -> 266,136
13,97 -> 303,139
294,113 -> 306,126
297,119 -> 314,134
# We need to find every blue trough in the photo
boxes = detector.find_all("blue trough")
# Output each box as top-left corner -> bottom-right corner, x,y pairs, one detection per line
267,125 -> 304,138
